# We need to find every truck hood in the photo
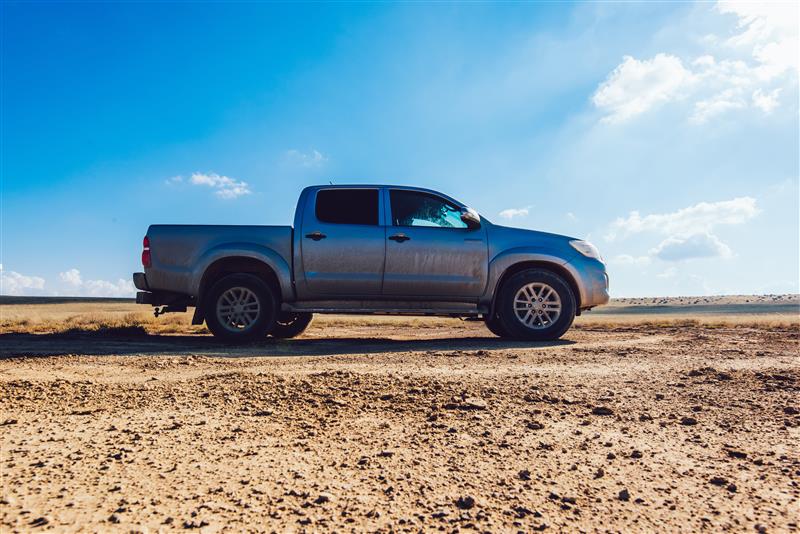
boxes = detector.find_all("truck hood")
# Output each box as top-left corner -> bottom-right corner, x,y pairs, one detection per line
486,223 -> 582,262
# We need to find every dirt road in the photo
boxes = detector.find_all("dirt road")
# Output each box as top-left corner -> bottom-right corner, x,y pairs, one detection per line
1,321 -> 798,532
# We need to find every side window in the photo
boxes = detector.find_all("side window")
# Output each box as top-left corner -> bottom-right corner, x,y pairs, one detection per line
315,189 -> 379,225
390,190 -> 467,229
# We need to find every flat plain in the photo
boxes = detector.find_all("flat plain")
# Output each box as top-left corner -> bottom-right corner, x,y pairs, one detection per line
1,296 -> 798,532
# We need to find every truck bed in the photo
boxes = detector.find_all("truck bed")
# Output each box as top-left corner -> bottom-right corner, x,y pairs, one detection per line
145,224 -> 293,295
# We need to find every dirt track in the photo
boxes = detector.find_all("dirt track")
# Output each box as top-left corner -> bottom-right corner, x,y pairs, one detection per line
1,322 -> 799,532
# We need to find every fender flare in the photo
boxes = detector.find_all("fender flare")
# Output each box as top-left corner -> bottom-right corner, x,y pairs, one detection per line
190,242 -> 294,303
483,248 -> 585,315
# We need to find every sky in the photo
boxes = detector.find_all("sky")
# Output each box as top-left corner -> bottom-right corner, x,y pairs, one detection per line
1,1 -> 798,298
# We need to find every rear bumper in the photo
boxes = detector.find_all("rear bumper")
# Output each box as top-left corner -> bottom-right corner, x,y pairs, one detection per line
133,272 -> 149,291
133,272 -> 193,307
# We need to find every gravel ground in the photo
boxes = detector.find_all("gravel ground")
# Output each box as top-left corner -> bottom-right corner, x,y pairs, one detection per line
1,321 -> 798,532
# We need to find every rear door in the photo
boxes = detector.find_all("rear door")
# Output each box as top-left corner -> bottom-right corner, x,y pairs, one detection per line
382,189 -> 488,298
299,188 -> 386,296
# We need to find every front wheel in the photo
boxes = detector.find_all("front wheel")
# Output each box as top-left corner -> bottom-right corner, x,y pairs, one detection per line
496,269 -> 576,341
484,314 -> 510,338
270,312 -> 313,339
204,273 -> 277,342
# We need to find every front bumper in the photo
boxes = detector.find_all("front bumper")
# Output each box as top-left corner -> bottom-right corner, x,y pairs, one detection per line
566,259 -> 610,309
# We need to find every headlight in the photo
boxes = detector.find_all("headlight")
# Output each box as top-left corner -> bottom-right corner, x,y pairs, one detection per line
569,240 -> 603,262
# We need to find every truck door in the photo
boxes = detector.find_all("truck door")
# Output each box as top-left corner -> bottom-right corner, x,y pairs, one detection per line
382,189 -> 488,298
299,188 -> 386,296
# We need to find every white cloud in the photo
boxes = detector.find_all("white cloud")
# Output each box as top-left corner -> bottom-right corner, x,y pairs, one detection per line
752,88 -> 781,113
287,149 -> 328,168
566,212 -> 577,222
592,54 -> 694,123
165,175 -> 183,185
189,172 -> 252,199
691,88 -> 747,123
607,197 -> 759,263
593,1 -> 798,124
717,0 -> 798,78
650,232 -> 733,261
0,265 -> 46,296
58,269 -> 135,298
606,197 -> 758,240
611,254 -> 652,267
59,268 -> 82,286
498,206 -> 531,219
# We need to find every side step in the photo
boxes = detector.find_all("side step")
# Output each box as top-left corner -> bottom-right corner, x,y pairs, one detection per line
282,300 -> 488,317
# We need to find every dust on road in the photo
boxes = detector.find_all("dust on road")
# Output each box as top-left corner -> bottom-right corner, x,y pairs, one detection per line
1,322 -> 798,532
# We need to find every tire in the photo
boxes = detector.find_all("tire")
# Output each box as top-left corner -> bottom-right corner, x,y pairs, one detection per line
484,314 -> 510,338
270,312 -> 313,339
496,269 -> 576,341
204,273 -> 277,342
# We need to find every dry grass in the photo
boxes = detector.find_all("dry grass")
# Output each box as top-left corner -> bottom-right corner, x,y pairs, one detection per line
575,313 -> 800,330
1,298 -> 797,335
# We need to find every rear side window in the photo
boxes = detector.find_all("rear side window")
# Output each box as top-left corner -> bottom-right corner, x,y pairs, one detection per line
315,189 -> 379,225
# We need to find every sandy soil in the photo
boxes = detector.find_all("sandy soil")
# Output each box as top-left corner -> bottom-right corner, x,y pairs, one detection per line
1,316 -> 799,532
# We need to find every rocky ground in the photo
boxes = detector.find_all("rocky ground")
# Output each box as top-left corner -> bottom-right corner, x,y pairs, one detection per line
1,320 -> 798,532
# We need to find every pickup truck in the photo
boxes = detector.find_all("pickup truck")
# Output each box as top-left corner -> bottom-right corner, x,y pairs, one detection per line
134,185 -> 609,341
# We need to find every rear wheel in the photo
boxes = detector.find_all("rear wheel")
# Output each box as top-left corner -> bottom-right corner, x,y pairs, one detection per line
204,273 -> 277,342
497,269 -> 576,341
270,312 -> 313,339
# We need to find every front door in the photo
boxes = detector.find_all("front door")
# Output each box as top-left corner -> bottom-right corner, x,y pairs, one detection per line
382,189 -> 488,298
300,188 -> 386,296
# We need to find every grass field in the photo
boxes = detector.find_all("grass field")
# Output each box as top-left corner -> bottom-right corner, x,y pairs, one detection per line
1,295 -> 798,336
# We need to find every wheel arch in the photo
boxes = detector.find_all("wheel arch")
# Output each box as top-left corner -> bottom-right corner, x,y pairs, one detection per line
488,259 -> 582,317
192,253 -> 288,324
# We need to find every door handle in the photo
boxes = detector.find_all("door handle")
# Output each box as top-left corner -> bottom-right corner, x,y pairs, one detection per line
305,231 -> 327,241
388,233 -> 410,243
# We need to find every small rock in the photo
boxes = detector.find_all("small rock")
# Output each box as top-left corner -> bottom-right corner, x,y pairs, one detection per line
727,484 -> 737,493
726,449 -> 747,459
527,421 -> 544,431
630,450 -> 643,459
314,493 -> 333,505
455,496 -> 475,510
783,406 -> 798,415
710,477 -> 727,486
109,514 -> 120,524
680,417 -> 698,426
607,453 -> 616,460
518,469 -> 531,481
618,489 -> 630,501
592,406 -> 614,416
377,450 -> 394,458
463,397 -> 487,410
655,394 -> 665,400
594,468 -> 604,479
30,517 -> 49,527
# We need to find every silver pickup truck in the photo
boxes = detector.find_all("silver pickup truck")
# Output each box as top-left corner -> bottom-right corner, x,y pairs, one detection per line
134,185 -> 609,341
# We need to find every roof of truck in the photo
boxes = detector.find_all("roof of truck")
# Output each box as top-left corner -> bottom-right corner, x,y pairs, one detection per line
301,184 -> 467,207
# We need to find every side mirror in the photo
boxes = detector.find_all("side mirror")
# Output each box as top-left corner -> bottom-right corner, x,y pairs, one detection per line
460,207 -> 481,229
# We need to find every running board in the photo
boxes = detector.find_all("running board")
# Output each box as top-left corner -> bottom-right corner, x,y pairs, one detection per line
282,300 -> 487,317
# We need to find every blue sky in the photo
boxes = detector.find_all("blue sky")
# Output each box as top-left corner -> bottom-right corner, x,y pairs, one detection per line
1,1 -> 798,297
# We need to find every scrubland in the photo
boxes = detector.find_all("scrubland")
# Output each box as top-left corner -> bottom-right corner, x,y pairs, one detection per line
1,296 -> 798,532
